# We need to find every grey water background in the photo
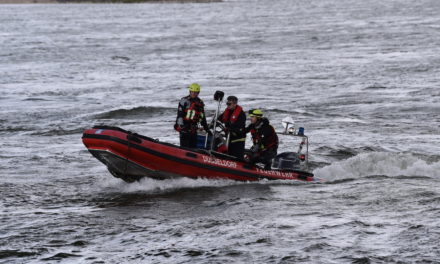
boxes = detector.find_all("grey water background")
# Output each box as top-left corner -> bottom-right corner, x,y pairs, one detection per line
1,0 -> 440,263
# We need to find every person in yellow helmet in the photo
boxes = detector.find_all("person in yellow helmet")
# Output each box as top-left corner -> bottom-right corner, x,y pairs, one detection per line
245,109 -> 279,170
174,83 -> 211,148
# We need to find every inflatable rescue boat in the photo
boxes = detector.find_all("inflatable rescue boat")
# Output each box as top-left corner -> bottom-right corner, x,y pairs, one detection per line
82,126 -> 316,182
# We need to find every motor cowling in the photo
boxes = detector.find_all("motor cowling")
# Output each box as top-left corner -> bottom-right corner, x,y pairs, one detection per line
272,152 -> 302,171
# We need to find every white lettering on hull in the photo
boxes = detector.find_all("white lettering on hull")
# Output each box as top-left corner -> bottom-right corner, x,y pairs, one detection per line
256,168 -> 298,179
202,156 -> 238,169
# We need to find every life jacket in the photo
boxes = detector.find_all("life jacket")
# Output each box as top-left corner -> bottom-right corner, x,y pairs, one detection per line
183,97 -> 205,124
221,105 -> 243,124
250,118 -> 278,151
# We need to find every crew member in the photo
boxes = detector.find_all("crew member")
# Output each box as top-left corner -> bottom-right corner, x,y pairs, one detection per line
217,96 -> 246,160
175,83 -> 211,148
245,109 -> 279,170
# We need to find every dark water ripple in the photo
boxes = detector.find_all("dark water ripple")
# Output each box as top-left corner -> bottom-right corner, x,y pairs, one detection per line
93,106 -> 174,119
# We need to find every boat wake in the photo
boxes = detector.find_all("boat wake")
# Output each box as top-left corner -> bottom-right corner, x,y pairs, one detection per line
314,152 -> 440,181
97,176 -> 241,194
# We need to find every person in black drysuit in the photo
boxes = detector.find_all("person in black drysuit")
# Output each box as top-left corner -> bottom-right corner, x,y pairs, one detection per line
217,96 -> 246,160
174,83 -> 211,148
245,109 -> 279,170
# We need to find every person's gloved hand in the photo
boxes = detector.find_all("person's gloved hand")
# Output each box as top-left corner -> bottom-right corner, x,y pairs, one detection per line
174,124 -> 182,132
250,145 -> 258,153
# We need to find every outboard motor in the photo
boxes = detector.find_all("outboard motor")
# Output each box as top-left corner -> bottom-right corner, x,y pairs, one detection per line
272,152 -> 304,171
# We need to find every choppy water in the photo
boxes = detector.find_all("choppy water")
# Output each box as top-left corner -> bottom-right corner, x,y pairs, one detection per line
1,0 -> 440,263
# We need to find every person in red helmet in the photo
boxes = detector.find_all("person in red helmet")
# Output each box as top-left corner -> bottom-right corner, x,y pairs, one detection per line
217,96 -> 246,160
245,109 -> 278,170
174,83 -> 211,148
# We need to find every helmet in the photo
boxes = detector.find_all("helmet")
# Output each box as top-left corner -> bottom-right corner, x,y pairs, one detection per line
188,83 -> 201,93
249,109 -> 263,118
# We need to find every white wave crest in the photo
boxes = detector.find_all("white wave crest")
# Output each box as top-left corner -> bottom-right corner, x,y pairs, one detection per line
97,175 -> 240,194
314,152 -> 440,180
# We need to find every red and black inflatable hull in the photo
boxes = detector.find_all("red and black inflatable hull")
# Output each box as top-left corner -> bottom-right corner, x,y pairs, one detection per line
82,126 -> 315,182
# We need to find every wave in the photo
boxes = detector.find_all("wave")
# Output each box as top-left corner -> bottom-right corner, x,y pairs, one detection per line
31,127 -> 86,136
264,108 -> 316,117
41,252 -> 81,261
111,55 -> 130,61
0,250 -> 39,259
315,146 -> 385,161
94,106 -> 174,120
0,126 -> 34,133
97,176 -> 240,195
363,84 -> 388,90
22,97 -> 51,101
314,152 -> 440,181
91,152 -> 438,192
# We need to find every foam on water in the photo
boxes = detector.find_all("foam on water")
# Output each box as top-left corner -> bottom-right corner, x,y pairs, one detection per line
96,174 -> 244,194
314,152 -> 440,181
